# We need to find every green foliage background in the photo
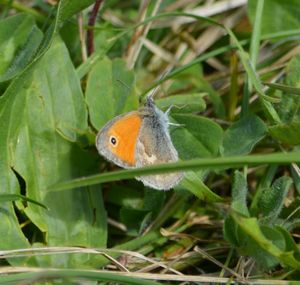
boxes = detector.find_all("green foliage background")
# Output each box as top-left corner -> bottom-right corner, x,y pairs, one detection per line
1,0 -> 300,283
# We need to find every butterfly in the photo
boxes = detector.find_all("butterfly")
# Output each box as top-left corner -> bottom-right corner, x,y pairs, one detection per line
96,94 -> 183,190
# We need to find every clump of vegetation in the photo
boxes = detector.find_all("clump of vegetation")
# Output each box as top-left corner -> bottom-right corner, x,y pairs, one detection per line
0,0 -> 300,284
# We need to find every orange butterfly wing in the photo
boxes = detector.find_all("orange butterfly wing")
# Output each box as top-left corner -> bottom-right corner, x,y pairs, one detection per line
96,112 -> 142,167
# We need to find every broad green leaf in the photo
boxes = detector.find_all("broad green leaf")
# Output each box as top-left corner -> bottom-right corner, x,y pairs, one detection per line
0,14 -> 42,82
155,93 -> 206,113
269,121 -> 300,145
0,37 -> 107,267
171,114 -> 223,159
258,176 -> 293,224
231,171 -> 249,216
221,114 -> 267,156
248,0 -> 300,35
233,214 -> 300,269
86,57 -> 138,130
5,0 -> 95,81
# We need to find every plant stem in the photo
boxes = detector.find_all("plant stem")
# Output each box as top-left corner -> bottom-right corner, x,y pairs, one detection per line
87,0 -> 104,55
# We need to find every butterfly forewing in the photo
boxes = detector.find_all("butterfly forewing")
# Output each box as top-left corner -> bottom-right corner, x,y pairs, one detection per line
96,111 -> 142,168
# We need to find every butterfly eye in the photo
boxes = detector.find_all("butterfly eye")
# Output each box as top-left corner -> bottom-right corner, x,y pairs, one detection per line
110,136 -> 118,147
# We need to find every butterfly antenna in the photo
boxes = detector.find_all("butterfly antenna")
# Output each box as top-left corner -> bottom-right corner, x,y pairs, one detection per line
146,70 -> 170,103
146,85 -> 160,102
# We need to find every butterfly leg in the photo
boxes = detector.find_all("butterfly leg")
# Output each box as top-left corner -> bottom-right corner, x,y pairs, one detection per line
165,106 -> 184,127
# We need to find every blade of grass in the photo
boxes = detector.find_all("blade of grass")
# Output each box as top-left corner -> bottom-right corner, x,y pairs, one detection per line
48,152 -> 300,192
264,82 -> 300,96
0,231 -> 165,268
0,269 -> 162,285
88,12 -> 300,98
111,11 -> 281,123
249,0 -> 264,67
242,0 -> 264,117
0,268 -> 298,285
0,194 -> 48,209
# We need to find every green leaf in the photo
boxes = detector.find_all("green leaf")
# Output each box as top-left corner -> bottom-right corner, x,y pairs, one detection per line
223,215 -> 248,248
243,225 -> 286,269
0,37 -> 107,267
221,114 -> 267,156
143,187 -> 166,216
9,0 -> 95,78
275,55 -> 300,123
233,214 -> 300,269
120,208 -> 150,236
276,226 -> 300,257
224,171 -> 249,248
86,57 -> 138,130
106,184 -> 143,208
0,14 -> 42,82
181,171 -> 222,202
171,114 -> 223,159
258,176 -> 293,224
58,0 -> 96,22
269,122 -> 300,145
155,93 -> 206,113
248,0 -> 300,35
194,77 -> 225,118
231,171 -> 249,216
250,165 -> 278,215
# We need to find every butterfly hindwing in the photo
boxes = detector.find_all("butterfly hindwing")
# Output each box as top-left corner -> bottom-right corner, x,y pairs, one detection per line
135,107 -> 183,190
